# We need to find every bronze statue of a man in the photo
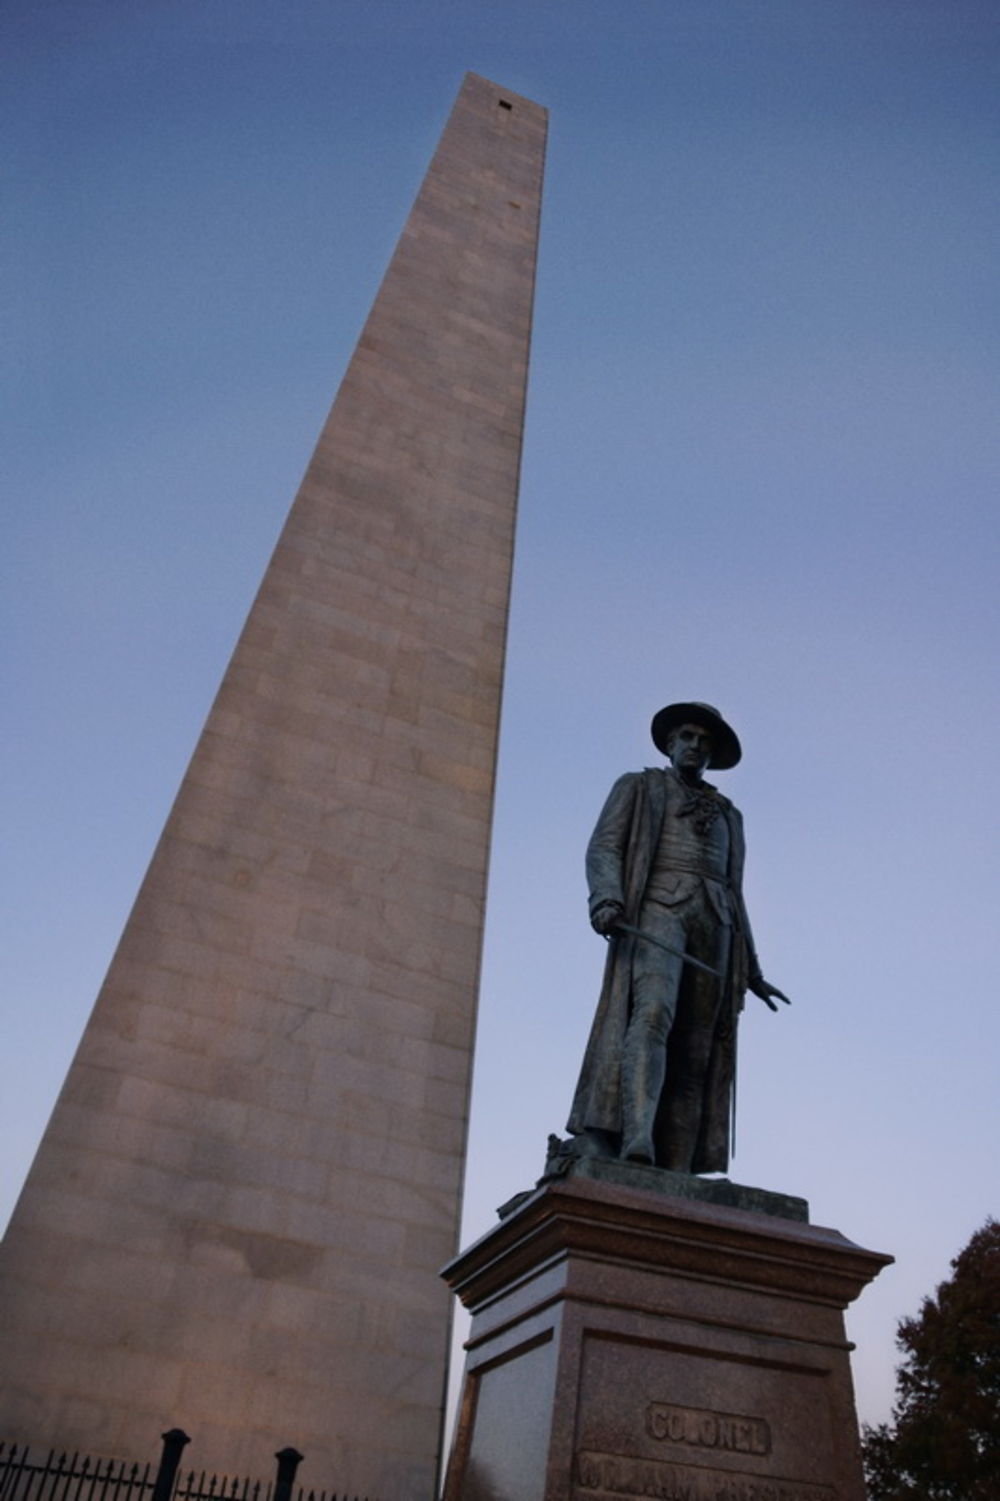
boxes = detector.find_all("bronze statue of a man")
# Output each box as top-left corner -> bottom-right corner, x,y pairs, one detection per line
567,702 -> 787,1175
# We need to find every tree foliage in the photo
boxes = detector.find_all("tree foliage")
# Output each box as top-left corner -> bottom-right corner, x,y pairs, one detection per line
863,1217 -> 1000,1500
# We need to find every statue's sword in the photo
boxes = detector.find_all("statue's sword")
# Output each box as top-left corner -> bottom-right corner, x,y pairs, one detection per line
612,922 -> 722,979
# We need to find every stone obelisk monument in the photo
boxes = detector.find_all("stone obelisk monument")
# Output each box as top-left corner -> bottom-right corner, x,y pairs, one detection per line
0,74 -> 546,1501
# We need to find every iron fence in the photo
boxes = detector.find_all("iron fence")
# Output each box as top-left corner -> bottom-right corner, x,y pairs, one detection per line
0,1434 -> 376,1501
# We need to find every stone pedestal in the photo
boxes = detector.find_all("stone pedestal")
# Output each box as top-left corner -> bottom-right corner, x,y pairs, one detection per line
442,1171 -> 891,1501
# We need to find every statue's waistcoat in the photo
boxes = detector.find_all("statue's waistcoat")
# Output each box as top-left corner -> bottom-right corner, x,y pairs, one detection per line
646,772 -> 733,920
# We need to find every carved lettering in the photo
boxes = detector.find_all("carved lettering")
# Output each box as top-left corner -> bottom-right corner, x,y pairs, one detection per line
646,1404 -> 771,1457
574,1449 -> 836,1501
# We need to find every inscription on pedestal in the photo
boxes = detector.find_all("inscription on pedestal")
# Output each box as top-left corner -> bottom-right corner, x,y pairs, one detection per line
575,1450 -> 837,1501
646,1404 -> 771,1457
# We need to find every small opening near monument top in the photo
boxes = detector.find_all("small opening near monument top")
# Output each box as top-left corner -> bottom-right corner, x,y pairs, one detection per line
498,99 -> 512,110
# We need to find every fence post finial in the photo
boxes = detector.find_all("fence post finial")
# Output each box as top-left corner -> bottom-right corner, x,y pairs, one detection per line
152,1429 -> 192,1501
272,1449 -> 304,1501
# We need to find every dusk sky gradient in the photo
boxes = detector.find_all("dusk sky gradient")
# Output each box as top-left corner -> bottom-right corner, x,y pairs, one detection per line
4,0 -> 999,1443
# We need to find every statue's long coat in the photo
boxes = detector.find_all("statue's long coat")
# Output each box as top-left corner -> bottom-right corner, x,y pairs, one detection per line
567,767 -> 758,1174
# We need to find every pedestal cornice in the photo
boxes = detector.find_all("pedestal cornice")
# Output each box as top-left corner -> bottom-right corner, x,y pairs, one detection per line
445,1175 -> 892,1313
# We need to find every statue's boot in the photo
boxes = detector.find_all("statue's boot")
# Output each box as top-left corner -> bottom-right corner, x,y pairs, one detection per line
622,1134 -> 655,1166
576,1128 -> 616,1160
658,1139 -> 694,1174
657,1024 -> 715,1173
620,1036 -> 666,1165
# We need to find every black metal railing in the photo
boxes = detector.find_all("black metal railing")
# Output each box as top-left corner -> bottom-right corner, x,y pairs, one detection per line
0,1434 -> 376,1501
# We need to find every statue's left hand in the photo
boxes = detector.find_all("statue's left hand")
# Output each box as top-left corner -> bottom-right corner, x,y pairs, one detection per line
748,976 -> 790,1012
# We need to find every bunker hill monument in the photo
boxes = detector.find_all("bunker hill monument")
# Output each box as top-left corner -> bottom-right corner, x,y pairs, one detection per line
2,71 -> 893,1501
0,73 -> 547,1500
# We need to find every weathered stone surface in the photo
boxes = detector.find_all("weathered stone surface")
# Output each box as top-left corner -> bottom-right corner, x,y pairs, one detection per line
0,73 -> 546,1501
444,1176 -> 892,1501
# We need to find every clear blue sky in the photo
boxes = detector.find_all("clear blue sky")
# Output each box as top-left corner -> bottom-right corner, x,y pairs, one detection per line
4,0 -> 999,1434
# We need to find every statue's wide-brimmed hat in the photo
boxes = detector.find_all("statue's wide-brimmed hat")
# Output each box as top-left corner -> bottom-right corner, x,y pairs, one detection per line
651,702 -> 742,770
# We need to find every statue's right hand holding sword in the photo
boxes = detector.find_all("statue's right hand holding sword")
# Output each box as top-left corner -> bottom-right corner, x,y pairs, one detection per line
590,900 -> 790,1009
